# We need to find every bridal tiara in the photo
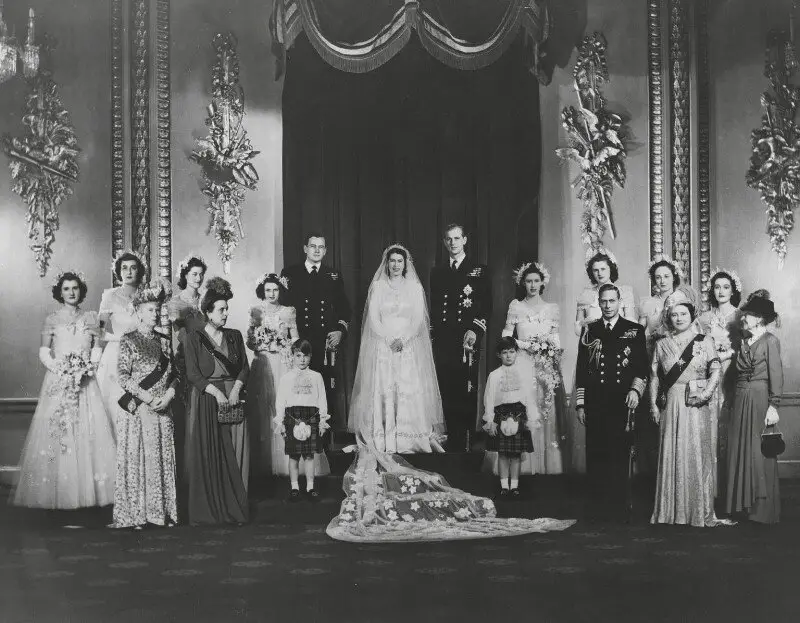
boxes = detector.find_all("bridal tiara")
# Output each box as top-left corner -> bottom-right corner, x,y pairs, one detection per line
512,261 -> 550,286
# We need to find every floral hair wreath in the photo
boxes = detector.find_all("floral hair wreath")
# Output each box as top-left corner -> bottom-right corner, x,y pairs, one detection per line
584,246 -> 618,270
179,253 -> 206,272
512,261 -> 550,287
257,272 -> 289,290
51,269 -> 87,289
647,254 -> 685,281
708,266 -> 743,294
110,248 -> 149,276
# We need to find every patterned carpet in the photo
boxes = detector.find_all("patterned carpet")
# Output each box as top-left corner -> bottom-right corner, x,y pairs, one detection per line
1,473 -> 799,623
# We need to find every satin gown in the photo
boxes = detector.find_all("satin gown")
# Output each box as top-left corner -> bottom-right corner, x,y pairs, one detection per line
97,288 -> 139,430
14,310 -> 116,509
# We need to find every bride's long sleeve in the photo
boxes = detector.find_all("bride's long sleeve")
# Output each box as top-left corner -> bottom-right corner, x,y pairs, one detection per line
367,284 -> 393,342
398,283 -> 424,346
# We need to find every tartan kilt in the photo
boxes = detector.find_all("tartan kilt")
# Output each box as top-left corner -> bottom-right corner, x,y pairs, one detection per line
486,402 -> 534,455
283,406 -> 323,457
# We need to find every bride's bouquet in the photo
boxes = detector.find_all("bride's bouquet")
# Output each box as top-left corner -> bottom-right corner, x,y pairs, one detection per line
252,325 -> 291,364
47,351 -> 96,454
521,335 -> 563,416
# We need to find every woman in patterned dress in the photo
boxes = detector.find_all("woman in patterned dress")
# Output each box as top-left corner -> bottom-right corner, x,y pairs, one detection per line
485,262 -> 562,475
648,292 -> 732,527
112,279 -> 178,529
726,292 -> 784,524
246,273 -> 330,478
97,250 -> 148,430
14,272 -> 116,509
696,269 -> 742,496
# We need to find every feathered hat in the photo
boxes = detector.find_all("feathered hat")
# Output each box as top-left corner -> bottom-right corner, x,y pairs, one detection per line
201,276 -> 233,312
132,277 -> 172,307
741,290 -> 778,323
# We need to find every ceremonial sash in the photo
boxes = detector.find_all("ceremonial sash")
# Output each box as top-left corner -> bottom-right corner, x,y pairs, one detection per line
659,334 -> 705,394
197,331 -> 243,378
118,349 -> 171,414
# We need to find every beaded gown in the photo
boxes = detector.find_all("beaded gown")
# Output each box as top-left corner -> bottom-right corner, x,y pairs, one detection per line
97,288 -> 140,429
113,329 -> 178,527
649,334 -> 728,527
484,300 -> 563,474
246,303 -> 330,476
14,309 -> 116,508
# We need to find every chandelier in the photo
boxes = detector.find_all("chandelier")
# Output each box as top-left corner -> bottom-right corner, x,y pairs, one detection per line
0,5 -> 39,84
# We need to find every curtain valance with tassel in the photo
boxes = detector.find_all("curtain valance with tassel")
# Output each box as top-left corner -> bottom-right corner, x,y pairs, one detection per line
270,0 -> 551,83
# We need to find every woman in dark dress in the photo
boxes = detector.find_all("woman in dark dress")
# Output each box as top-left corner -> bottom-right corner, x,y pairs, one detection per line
725,292 -> 784,524
184,277 -> 250,525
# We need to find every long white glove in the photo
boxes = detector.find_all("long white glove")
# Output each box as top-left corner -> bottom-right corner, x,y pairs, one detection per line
90,347 -> 103,364
39,347 -> 56,372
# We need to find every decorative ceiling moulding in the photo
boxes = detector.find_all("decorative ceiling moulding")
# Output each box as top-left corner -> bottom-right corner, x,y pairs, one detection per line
109,0 -> 172,284
269,0 -> 551,82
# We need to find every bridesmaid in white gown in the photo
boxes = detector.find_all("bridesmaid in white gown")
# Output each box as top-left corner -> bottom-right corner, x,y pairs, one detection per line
97,250 -> 147,430
246,272 -> 330,477
348,245 -> 445,453
485,262 -> 563,475
14,272 -> 116,509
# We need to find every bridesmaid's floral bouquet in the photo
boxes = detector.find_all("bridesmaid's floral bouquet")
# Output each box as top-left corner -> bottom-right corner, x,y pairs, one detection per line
521,335 -> 563,417
48,351 -> 95,454
252,325 -> 291,357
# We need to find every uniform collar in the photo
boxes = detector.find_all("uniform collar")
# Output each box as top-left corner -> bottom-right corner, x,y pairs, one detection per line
603,314 -> 620,331
305,260 -> 322,273
449,252 -> 466,269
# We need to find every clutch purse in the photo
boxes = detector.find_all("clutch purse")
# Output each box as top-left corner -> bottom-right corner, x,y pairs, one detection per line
685,379 -> 708,406
118,392 -> 142,415
217,400 -> 245,425
761,425 -> 785,458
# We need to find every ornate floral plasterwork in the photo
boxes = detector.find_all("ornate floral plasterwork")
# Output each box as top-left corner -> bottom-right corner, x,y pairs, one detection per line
2,42 -> 80,278
191,33 -> 259,273
556,32 -> 627,252
746,30 -> 800,269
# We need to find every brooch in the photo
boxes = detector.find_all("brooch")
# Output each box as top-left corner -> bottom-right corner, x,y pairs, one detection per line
623,346 -> 631,356
462,298 -> 473,308
280,276 -> 289,289
463,284 -> 473,296
622,358 -> 629,367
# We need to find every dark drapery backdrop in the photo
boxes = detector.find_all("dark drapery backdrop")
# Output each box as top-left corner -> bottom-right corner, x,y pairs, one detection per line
283,33 -> 541,429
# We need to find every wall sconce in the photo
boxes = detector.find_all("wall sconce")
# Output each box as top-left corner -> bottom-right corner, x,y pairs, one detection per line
0,5 -> 39,84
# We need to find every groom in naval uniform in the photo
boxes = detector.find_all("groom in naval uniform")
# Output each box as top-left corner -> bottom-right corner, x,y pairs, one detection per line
281,234 -> 352,431
575,283 -> 648,520
430,224 -> 492,452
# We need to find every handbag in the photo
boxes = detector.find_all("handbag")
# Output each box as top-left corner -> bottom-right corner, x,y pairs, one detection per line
217,393 -> 246,425
685,379 -> 708,406
761,424 -> 786,458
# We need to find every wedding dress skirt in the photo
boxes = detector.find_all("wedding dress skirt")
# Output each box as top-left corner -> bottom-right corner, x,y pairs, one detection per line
327,444 -> 576,543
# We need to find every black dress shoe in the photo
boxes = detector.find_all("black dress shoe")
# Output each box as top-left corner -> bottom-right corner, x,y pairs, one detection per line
509,488 -> 521,498
498,489 -> 510,498
307,489 -> 319,501
289,489 -> 301,502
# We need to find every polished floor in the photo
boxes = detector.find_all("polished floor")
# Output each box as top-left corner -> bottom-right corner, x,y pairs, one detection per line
1,468 -> 799,623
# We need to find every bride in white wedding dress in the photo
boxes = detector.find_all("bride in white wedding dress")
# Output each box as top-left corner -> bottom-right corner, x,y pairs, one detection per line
347,245 -> 445,453
328,245 -> 575,542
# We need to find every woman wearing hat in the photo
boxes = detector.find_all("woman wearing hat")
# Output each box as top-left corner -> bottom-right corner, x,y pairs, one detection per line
184,277 -> 250,525
725,291 -> 784,524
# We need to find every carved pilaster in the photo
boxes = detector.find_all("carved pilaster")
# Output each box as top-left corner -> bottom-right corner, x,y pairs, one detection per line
130,0 -> 150,265
156,0 -> 171,283
110,0 -> 125,278
648,0 -> 665,260
696,0 -> 711,307
669,0 -> 691,281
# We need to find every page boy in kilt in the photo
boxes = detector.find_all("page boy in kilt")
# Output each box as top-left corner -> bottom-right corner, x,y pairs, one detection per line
482,337 -> 539,497
274,340 -> 331,500
575,283 -> 648,520
429,224 -> 492,452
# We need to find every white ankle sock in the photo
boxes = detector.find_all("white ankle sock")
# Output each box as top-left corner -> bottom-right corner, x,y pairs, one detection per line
510,479 -> 519,490
500,480 -> 510,490
290,478 -> 299,490
306,477 -> 315,492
